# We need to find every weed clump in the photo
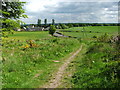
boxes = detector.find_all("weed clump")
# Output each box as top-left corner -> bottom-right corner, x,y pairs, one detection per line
92,35 -> 97,38
97,33 -> 110,43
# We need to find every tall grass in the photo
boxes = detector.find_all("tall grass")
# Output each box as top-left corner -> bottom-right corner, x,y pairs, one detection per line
2,36 -> 80,88
71,35 -> 120,88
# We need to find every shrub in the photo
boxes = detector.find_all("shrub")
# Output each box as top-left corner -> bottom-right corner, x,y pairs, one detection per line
49,25 -> 56,36
2,32 -> 8,38
77,37 -> 82,42
68,23 -> 73,28
60,24 -> 69,29
26,40 -> 38,48
9,30 -> 15,35
93,35 -> 97,38
97,33 -> 110,43
56,24 -> 62,29
89,31 -> 92,33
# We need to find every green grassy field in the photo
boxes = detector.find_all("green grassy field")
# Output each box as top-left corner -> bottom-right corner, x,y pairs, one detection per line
60,26 -> 118,32
60,26 -> 118,38
2,31 -> 80,88
2,26 -> 120,88
57,26 -> 120,88
8,31 -> 51,41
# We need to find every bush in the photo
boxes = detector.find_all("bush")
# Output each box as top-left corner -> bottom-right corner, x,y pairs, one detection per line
77,37 -> 82,42
60,24 -> 69,29
67,23 -> 73,28
49,25 -> 56,35
97,33 -> 110,43
9,30 -> 15,34
56,24 -> 62,29
93,35 -> 97,38
2,32 -> 8,38
89,31 -> 92,33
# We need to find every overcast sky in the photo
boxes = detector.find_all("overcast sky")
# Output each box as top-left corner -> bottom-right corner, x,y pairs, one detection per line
20,0 -> 119,24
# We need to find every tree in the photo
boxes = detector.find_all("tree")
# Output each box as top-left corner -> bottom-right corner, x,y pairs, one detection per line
52,19 -> 55,25
37,19 -> 41,27
68,23 -> 73,28
1,0 -> 28,37
60,24 -> 68,29
44,19 -> 47,26
49,25 -> 56,36
55,24 -> 62,29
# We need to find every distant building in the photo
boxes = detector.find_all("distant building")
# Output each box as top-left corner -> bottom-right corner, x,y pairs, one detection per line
44,27 -> 50,31
21,24 -> 50,31
17,29 -> 21,31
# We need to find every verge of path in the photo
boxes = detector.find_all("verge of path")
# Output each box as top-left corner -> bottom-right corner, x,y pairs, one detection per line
43,45 -> 83,88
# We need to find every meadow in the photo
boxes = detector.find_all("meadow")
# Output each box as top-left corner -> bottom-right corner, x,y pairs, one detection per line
2,31 -> 80,88
57,26 -> 120,88
60,26 -> 118,38
8,31 -> 52,40
2,26 -> 120,88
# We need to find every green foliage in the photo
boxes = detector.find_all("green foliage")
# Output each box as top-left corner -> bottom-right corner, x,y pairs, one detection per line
2,1 -> 27,19
2,32 -> 9,38
77,37 -> 82,42
92,35 -> 97,38
67,23 -> 73,28
2,0 -> 27,37
37,19 -> 41,27
52,19 -> 55,25
97,33 -> 110,42
2,19 -> 20,31
49,25 -> 56,35
72,36 -> 120,88
60,24 -> 69,29
44,19 -> 47,26
56,24 -> 62,29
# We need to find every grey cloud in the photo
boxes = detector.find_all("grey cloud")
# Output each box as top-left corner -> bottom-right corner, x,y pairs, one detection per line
22,2 -> 118,24
45,2 -> 118,14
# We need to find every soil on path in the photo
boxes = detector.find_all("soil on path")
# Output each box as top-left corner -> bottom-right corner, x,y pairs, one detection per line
43,45 -> 83,88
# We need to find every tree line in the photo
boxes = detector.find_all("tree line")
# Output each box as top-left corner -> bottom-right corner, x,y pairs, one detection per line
29,19 -> 120,29
37,19 -> 55,27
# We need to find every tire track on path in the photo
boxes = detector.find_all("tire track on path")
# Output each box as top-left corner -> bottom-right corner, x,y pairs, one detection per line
43,45 -> 83,88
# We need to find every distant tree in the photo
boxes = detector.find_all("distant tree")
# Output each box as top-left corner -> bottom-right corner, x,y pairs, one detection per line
49,25 -> 56,36
93,23 -> 98,26
60,24 -> 68,29
44,19 -> 47,26
79,24 -> 83,27
76,23 -> 79,27
73,23 -> 79,27
68,23 -> 73,28
37,19 -> 41,27
56,24 -> 62,29
97,24 -> 102,26
52,19 -> 55,25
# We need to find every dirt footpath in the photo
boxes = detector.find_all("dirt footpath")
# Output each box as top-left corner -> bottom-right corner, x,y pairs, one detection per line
43,45 -> 83,88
